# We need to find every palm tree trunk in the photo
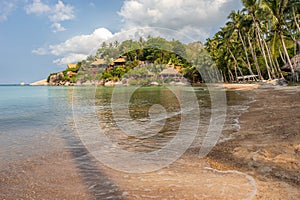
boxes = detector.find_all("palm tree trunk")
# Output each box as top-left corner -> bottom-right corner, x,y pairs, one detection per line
292,7 -> 300,33
228,47 -> 244,81
262,37 -> 277,78
228,67 -> 234,82
280,33 -> 295,77
250,14 -> 272,79
247,33 -> 263,80
275,57 -> 284,78
255,29 -> 272,80
238,31 -> 256,79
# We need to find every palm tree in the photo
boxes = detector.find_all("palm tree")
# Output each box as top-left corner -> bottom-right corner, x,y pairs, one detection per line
242,0 -> 274,79
262,0 -> 295,78
228,10 -> 258,80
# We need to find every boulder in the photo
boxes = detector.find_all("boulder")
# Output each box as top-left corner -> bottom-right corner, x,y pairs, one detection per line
49,72 -> 64,85
150,81 -> 159,86
258,78 -> 288,89
105,81 -> 115,86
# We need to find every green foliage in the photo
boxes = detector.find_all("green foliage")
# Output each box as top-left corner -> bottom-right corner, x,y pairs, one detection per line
48,36 -> 211,85
205,0 -> 300,82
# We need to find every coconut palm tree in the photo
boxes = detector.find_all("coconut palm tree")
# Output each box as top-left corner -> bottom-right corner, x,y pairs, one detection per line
262,0 -> 295,78
242,0 -> 278,79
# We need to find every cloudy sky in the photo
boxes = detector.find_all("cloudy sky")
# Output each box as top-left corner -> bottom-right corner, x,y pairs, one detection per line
0,0 -> 242,84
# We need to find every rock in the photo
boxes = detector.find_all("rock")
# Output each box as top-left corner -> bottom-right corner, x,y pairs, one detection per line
82,80 -> 92,86
266,78 -> 287,86
277,78 -> 288,86
49,72 -> 64,86
114,81 -> 123,86
150,81 -> 159,86
259,78 -> 288,89
175,81 -> 188,86
104,81 -> 115,86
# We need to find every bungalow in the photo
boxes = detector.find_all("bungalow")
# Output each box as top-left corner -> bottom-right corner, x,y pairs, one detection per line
159,67 -> 182,80
114,56 -> 126,66
282,54 -> 300,82
90,58 -> 109,68
67,63 -> 77,69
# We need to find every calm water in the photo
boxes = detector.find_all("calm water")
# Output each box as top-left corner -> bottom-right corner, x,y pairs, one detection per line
0,86 -> 209,162
0,86 -> 72,166
0,86 -> 254,199
0,85 -> 249,168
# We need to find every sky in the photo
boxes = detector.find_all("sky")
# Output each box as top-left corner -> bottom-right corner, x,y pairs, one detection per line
0,0 -> 243,84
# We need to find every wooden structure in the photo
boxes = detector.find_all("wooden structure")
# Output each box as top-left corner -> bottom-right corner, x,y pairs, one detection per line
114,56 -> 126,66
237,75 -> 258,81
159,68 -> 182,80
67,63 -> 77,69
90,58 -> 108,68
282,54 -> 300,81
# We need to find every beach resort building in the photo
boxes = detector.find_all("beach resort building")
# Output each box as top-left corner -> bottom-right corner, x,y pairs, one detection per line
282,54 -> 300,82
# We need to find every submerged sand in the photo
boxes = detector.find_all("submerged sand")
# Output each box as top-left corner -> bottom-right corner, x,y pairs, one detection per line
1,85 -> 300,199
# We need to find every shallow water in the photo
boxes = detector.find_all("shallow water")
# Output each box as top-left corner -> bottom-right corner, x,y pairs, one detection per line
0,86 -> 256,199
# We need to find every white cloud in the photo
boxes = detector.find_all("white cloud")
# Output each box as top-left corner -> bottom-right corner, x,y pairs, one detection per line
25,0 -> 75,32
118,0 -> 242,41
32,0 -> 243,66
32,47 -> 48,55
33,28 -> 113,65
51,22 -> 66,32
53,53 -> 88,65
25,0 -> 50,15
0,1 -> 17,22
49,0 -> 75,22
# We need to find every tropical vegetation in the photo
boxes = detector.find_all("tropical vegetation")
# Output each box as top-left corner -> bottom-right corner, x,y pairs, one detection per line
48,0 -> 300,85
205,0 -> 300,82
73,36 -> 208,84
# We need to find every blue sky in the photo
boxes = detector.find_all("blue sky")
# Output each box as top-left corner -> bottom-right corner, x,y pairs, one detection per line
0,0 -> 242,84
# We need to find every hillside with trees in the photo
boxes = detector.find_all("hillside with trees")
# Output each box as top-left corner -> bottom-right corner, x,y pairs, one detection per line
48,36 -> 210,86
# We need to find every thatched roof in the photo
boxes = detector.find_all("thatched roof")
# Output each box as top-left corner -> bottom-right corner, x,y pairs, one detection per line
282,54 -> 300,72
91,58 -> 106,66
160,68 -> 180,75
67,63 -> 77,69
114,57 -> 126,63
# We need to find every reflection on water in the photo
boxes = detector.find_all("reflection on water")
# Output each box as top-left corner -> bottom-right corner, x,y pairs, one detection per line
94,87 -> 200,152
0,86 -> 256,199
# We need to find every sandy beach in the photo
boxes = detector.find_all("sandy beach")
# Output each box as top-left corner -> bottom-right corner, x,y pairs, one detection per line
1,85 -> 299,199
208,84 -> 300,199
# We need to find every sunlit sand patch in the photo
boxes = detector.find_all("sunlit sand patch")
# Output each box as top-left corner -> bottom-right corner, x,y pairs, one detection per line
101,157 -> 257,200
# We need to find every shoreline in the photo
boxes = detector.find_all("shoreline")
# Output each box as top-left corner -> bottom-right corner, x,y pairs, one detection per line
1,85 -> 299,199
207,85 -> 300,199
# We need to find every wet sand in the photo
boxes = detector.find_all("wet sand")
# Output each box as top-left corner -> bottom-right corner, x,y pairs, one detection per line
208,85 -> 300,199
1,85 -> 300,199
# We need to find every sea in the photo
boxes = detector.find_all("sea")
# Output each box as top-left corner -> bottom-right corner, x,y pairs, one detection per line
0,85 -> 256,199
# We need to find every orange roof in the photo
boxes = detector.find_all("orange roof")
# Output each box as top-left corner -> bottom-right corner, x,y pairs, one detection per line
67,63 -> 77,69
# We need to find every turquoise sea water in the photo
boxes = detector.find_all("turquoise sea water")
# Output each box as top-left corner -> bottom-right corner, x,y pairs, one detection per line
0,86 -> 248,165
0,86 -> 254,199
0,86 -> 73,166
